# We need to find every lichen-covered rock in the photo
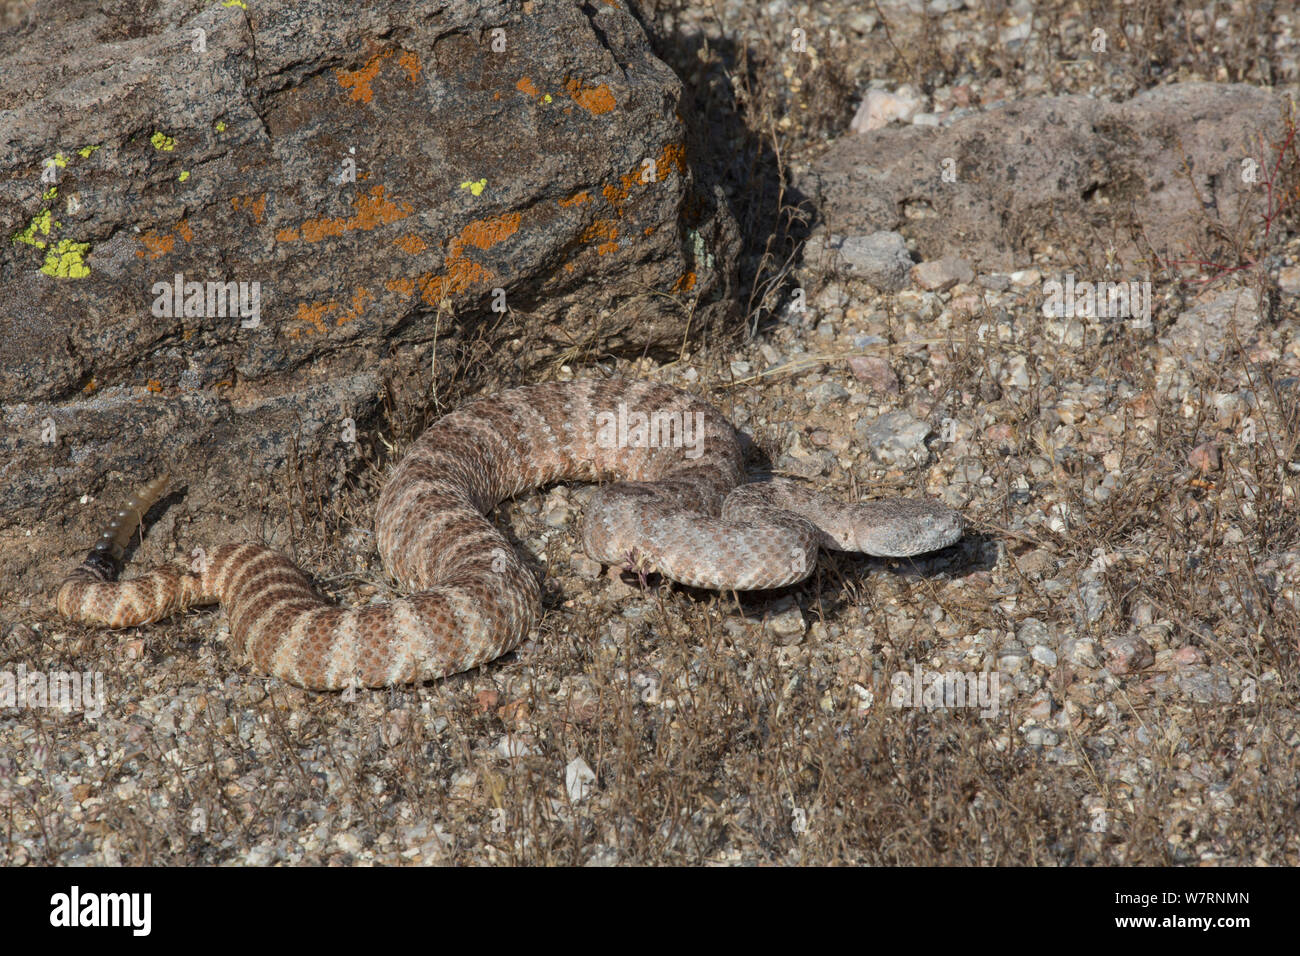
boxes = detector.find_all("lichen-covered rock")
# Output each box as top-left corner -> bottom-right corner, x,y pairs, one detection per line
0,0 -> 738,597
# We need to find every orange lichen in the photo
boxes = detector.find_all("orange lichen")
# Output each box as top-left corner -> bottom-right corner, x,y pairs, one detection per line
393,234 -> 427,254
281,134 -> 688,321
231,194 -> 266,224
288,285 -> 375,337
548,139 -> 689,265
281,185 -> 413,245
301,220 -> 346,242
293,301 -> 333,336
336,50 -> 392,104
342,185 -> 411,230
460,212 -> 521,250
419,262 -> 489,304
135,218 -> 194,259
516,76 -> 540,96
337,286 -> 373,325
338,48 -> 421,103
411,212 -> 522,305
658,142 -> 686,177
565,78 -> 616,115
146,379 -> 163,393
418,264 -> 476,304
593,144 -> 686,223
580,218 -> 619,255
136,230 -> 175,259
398,50 -> 422,83
601,182 -> 626,211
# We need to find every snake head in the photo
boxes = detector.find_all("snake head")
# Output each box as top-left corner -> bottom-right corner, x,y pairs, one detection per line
855,500 -> 964,557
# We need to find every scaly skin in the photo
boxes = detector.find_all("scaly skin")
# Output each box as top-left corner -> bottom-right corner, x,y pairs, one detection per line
58,379 -> 963,690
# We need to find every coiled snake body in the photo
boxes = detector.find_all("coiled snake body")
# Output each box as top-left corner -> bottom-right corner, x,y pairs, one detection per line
57,379 -> 962,689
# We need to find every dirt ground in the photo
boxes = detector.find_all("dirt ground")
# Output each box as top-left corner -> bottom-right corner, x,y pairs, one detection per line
3,0 -> 1299,864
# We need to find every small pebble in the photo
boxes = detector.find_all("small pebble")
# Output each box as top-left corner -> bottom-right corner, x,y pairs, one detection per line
1105,635 -> 1155,675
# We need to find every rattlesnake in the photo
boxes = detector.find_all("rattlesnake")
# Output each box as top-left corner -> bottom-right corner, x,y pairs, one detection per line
57,378 -> 963,690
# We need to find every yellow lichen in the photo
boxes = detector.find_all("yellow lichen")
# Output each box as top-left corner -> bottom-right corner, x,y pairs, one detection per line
13,210 -> 53,248
41,239 -> 91,278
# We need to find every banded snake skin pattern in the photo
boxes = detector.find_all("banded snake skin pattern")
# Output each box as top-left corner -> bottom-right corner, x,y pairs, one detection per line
57,379 -> 963,690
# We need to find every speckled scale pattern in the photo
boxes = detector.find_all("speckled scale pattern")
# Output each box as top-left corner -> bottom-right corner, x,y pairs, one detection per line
57,379 -> 963,690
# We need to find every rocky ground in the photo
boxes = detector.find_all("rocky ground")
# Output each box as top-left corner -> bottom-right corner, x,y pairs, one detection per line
2,0 -> 1299,864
